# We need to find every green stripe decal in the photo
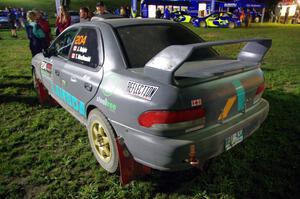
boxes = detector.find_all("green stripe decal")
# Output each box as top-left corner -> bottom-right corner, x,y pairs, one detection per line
232,80 -> 245,112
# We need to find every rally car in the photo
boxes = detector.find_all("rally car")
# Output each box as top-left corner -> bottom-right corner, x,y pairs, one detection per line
170,10 -> 192,23
31,18 -> 270,184
193,12 -> 241,28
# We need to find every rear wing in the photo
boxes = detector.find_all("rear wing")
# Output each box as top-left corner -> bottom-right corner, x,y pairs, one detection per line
144,39 -> 272,84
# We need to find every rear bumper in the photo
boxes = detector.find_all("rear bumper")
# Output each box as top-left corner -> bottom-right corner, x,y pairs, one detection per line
112,99 -> 269,171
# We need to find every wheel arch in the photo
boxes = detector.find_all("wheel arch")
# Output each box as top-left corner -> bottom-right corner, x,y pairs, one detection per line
86,105 -> 118,138
87,104 -> 97,118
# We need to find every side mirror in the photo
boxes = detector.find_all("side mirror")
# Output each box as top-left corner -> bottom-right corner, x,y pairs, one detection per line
42,49 -> 50,58
42,48 -> 56,58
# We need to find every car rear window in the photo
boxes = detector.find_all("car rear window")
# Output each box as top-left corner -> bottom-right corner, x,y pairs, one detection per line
116,24 -> 216,68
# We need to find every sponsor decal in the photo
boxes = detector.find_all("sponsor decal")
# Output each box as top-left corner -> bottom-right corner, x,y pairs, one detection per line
217,19 -> 229,25
232,80 -> 246,112
74,35 -> 87,45
224,3 -> 237,7
96,96 -> 117,112
41,61 -> 52,73
246,4 -> 262,8
73,45 -> 88,53
40,61 -> 52,78
191,99 -> 202,107
101,74 -> 119,97
218,80 -> 246,121
71,53 -> 91,62
51,82 -> 86,117
127,81 -> 158,100
218,95 -> 236,121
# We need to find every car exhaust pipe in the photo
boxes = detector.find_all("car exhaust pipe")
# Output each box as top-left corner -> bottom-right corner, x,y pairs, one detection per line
187,144 -> 200,166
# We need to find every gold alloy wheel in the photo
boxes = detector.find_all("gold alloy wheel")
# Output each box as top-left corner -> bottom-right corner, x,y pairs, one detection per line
91,121 -> 111,163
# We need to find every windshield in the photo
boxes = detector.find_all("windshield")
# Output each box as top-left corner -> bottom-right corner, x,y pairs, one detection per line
0,12 -> 8,17
116,24 -> 216,68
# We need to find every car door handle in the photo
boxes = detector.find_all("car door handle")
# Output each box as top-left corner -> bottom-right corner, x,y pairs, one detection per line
70,77 -> 77,83
84,83 -> 93,92
55,70 -> 60,76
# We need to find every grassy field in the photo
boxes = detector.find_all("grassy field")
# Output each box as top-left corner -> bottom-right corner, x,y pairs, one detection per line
0,22 -> 300,198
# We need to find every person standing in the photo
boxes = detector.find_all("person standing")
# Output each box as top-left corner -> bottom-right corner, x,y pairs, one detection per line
94,1 -> 108,16
156,8 -> 162,19
284,7 -> 290,24
240,9 -> 245,24
55,6 -> 71,36
292,10 -> 299,24
269,9 -> 275,23
244,9 -> 251,28
164,7 -> 170,19
79,7 -> 91,22
125,5 -> 130,18
19,8 -> 27,28
276,5 -> 282,23
114,7 -> 120,15
26,11 -> 47,57
7,8 -> 17,38
35,10 -> 51,48
120,6 -> 127,17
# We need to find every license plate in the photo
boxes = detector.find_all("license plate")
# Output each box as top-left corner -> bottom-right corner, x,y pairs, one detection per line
225,130 -> 244,151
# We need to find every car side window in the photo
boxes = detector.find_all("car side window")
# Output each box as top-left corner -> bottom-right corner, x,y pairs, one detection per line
51,29 -> 78,59
69,28 -> 99,68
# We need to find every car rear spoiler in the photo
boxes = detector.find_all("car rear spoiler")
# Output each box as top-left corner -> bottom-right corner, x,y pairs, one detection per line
144,38 -> 272,84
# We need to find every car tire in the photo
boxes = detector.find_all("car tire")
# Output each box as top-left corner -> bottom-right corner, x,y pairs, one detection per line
191,17 -> 196,24
174,18 -> 180,22
32,68 -> 50,105
87,109 -> 119,173
228,22 -> 235,29
200,21 -> 206,28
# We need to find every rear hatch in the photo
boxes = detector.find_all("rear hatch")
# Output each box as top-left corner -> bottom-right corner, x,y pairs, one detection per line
142,39 -> 270,131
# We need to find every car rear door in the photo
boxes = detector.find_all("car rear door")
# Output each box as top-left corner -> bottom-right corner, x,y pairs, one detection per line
59,27 -> 104,119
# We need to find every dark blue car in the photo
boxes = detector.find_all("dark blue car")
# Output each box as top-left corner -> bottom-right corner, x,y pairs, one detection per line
193,12 -> 241,28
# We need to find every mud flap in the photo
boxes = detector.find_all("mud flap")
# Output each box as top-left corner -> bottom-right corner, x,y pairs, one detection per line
36,79 -> 50,104
36,79 -> 58,106
115,137 -> 151,186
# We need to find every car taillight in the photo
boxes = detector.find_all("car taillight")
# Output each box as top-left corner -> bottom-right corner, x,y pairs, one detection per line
256,83 -> 265,95
254,83 -> 265,104
138,107 -> 205,128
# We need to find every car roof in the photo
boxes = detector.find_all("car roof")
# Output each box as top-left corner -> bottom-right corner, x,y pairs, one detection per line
92,18 -> 175,28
